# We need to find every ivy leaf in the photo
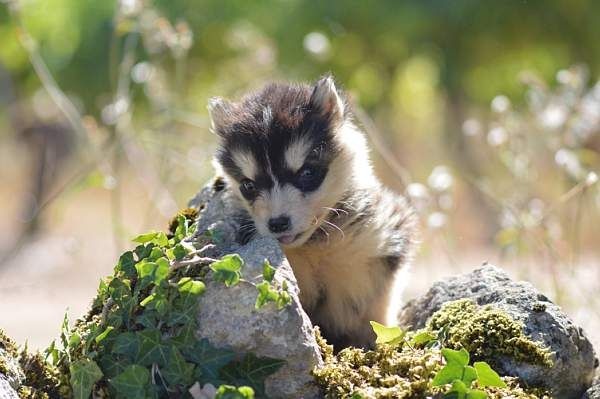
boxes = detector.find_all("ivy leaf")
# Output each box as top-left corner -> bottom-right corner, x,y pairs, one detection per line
135,329 -> 171,367
442,348 -> 470,367
132,231 -> 169,247
255,281 -> 279,309
94,326 -> 114,344
220,353 -> 285,397
462,365 -> 478,387
215,385 -> 255,399
410,331 -> 436,346
449,379 -> 468,394
132,231 -> 160,244
117,251 -> 136,278
466,390 -> 488,399
210,254 -> 243,287
162,348 -> 195,387
474,361 -> 506,388
262,259 -> 276,282
113,332 -> 140,361
69,359 -> 103,399
171,324 -> 197,352
173,243 -> 188,260
178,277 -> 206,295
97,355 -> 129,379
185,338 -> 235,383
369,321 -> 405,346
432,361 -> 464,386
109,364 -> 150,399
135,257 -> 169,288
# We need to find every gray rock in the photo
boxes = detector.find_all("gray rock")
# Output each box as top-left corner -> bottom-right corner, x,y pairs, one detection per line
399,264 -> 597,399
0,376 -> 19,399
583,377 -> 600,399
0,346 -> 22,399
189,180 -> 323,399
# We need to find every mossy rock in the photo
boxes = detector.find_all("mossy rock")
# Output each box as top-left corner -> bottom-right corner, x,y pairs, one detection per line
313,299 -> 553,398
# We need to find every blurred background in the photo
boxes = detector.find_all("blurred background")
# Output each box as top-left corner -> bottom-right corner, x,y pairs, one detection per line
0,0 -> 599,351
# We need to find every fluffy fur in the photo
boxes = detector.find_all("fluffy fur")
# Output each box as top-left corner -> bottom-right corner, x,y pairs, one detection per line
209,76 -> 418,349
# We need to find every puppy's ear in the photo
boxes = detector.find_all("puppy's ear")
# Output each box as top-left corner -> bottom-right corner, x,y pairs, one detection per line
208,97 -> 234,136
310,75 -> 345,128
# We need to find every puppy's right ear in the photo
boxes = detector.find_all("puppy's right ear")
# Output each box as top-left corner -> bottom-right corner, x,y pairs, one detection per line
208,97 -> 234,136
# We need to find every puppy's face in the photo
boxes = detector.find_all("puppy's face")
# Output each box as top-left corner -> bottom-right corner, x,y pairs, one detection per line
210,77 -> 353,247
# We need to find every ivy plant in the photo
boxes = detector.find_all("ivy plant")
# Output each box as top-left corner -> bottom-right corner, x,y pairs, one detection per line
44,211 -> 286,398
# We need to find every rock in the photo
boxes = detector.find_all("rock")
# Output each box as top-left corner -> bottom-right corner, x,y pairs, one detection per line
583,377 -> 600,399
399,264 -> 597,399
189,179 -> 323,399
0,376 -> 19,399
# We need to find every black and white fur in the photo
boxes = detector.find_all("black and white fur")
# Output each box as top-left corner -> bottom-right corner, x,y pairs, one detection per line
209,76 -> 418,349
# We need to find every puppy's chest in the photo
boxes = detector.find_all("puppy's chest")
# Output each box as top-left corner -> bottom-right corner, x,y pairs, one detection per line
284,239 -> 385,313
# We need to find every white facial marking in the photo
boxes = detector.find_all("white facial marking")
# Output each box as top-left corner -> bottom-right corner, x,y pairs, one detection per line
231,151 -> 258,180
262,106 -> 273,129
284,136 -> 313,172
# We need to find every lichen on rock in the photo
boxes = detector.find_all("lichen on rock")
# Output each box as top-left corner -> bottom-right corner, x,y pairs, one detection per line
427,299 -> 553,368
313,300 -> 553,398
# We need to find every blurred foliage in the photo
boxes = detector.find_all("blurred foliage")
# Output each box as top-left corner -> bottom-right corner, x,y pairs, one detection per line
0,0 -> 599,262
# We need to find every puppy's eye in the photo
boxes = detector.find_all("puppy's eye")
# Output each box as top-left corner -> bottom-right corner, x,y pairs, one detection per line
299,166 -> 315,180
240,179 -> 257,200
296,165 -> 325,192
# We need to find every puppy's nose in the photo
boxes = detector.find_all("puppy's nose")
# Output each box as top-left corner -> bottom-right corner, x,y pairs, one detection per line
268,216 -> 291,233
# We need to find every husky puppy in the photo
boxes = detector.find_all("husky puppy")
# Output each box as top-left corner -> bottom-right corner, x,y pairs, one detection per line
209,76 -> 417,349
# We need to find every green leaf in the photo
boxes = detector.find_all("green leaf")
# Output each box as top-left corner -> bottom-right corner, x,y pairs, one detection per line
171,324 -> 197,352
97,355 -> 128,379
410,331 -> 436,346
94,326 -> 114,344
135,257 -> 169,288
186,339 -> 235,383
148,246 -> 164,261
113,332 -> 140,361
432,362 -> 464,386
219,353 -> 285,397
216,385 -> 255,399
69,359 -> 103,399
178,278 -> 206,295
449,379 -> 468,394
255,281 -> 279,309
109,365 -> 150,399
262,259 -> 276,282
462,365 -> 478,387
132,231 -> 160,244
210,254 -> 244,287
117,251 -> 136,277
135,329 -> 171,367
369,321 -> 405,346
466,390 -> 488,399
474,361 -> 506,388
173,243 -> 188,260
162,348 -> 195,387
442,348 -> 470,367
132,231 -> 168,247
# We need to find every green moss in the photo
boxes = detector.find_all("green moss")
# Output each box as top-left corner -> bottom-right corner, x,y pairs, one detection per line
313,328 -> 445,398
427,299 -> 553,368
18,351 -> 64,399
313,300 -> 554,398
0,329 -> 18,377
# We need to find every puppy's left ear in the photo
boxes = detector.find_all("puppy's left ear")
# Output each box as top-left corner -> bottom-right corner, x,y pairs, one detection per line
208,97 -> 234,136
310,75 -> 345,127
